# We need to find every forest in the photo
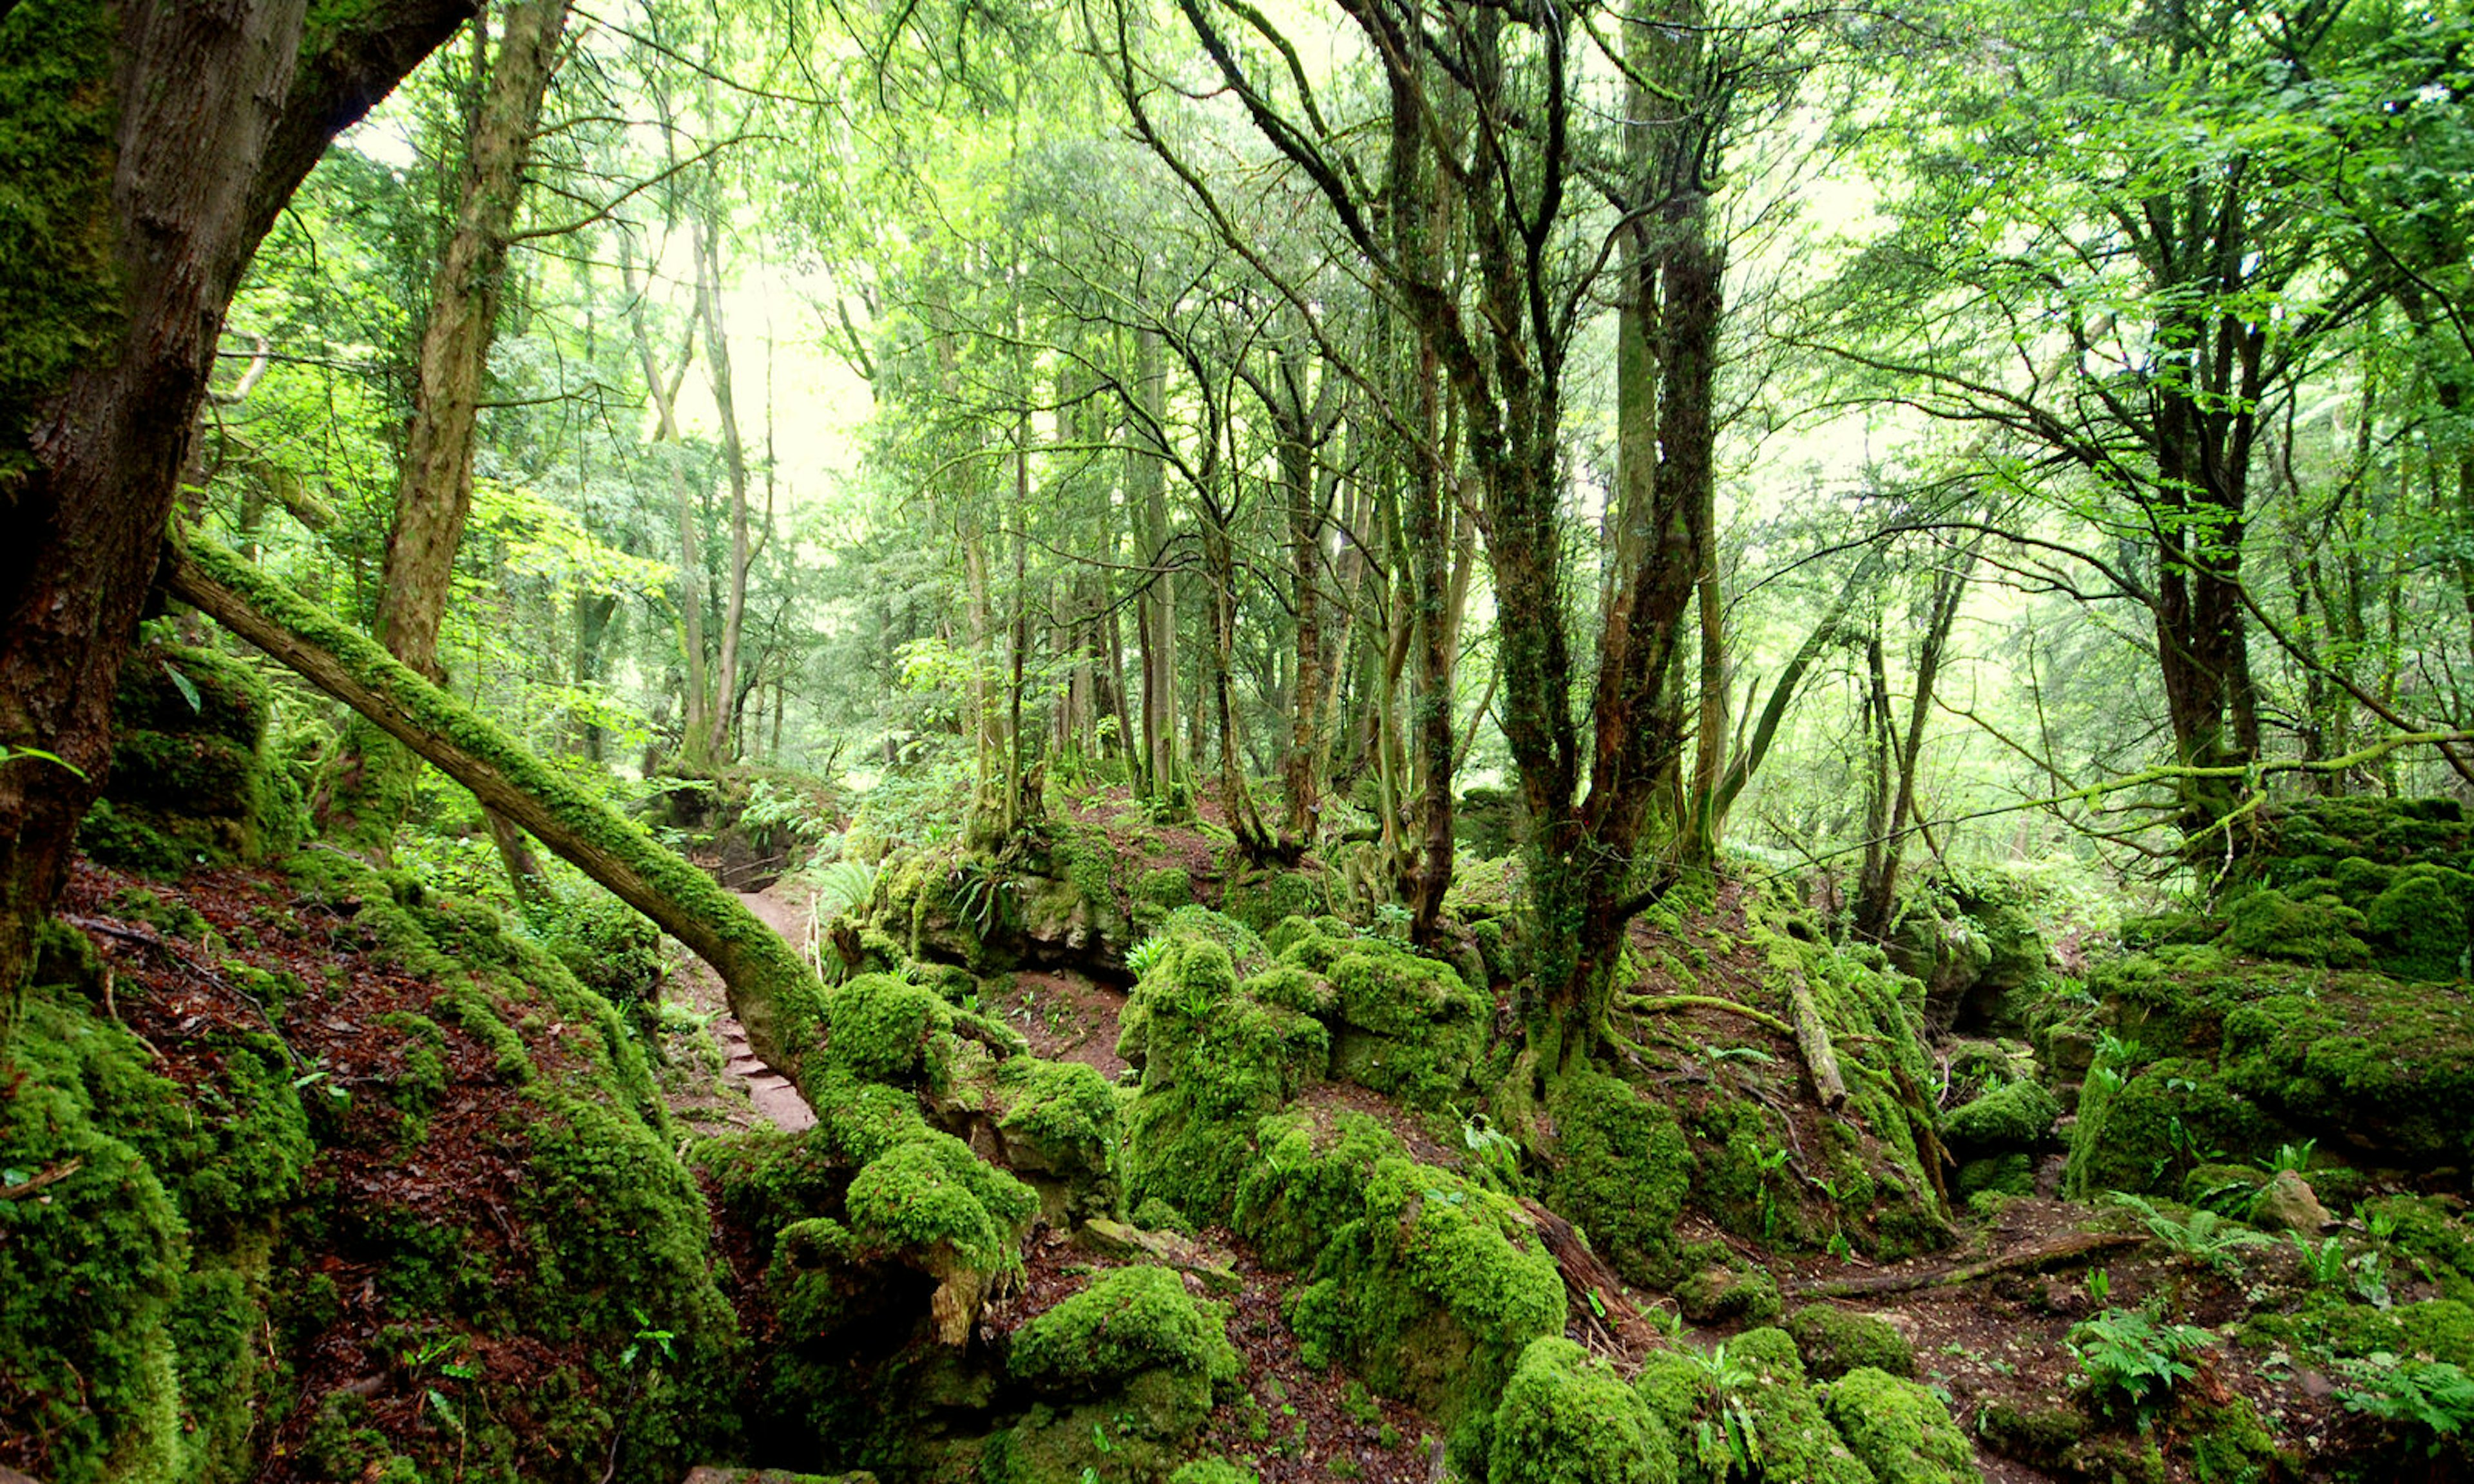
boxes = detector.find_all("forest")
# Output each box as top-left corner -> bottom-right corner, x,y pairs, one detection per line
5,0 -> 2474,1480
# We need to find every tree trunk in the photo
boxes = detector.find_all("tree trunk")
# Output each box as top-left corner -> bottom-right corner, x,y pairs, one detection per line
0,0 -> 472,996
690,204 -> 753,772
168,535 -> 835,1096
320,0 -> 570,866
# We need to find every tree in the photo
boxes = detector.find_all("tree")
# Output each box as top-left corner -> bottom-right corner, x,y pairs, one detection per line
0,0 -> 475,996
319,0 -> 573,886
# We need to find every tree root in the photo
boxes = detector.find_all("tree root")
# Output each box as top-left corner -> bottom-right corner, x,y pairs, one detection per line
1618,991 -> 1794,1038
1794,1230 -> 2143,1298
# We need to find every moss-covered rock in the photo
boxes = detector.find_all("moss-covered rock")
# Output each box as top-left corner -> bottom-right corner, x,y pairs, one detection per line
1941,1080 -> 2059,1154
1673,1259 -> 1783,1326
79,643 -> 302,873
2065,1056 -> 2290,1199
1544,1072 -> 1694,1288
986,1268 -> 1238,1484
1119,923 -> 1328,1222
1221,868 -> 1321,935
1819,1367 -> 1980,1484
1282,1155 -> 1565,1469
2218,982 -> 2474,1169
1786,1306 -> 1915,1380
2220,888 -> 2374,968
1009,1264 -> 1240,1398
1722,1328 -> 1875,1484
1488,1337 -> 1677,1484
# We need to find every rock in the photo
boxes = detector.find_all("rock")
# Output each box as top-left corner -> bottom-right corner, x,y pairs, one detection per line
1075,1219 -> 1243,1294
2248,1169 -> 2334,1233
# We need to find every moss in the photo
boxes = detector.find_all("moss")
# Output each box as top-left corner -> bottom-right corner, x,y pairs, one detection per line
991,1055 -> 1122,1222
1488,1337 -> 1678,1484
845,1132 -> 1036,1277
1819,1367 -> 1977,1484
825,971 -> 962,1088
1544,1071 -> 1692,1288
1786,1306 -> 1915,1380
1223,868 -> 1322,934
2218,983 -> 2474,1168
1169,1460 -> 1259,1484
1138,865 -> 1196,917
2361,1195 -> 2474,1304
2220,888 -> 2373,967
0,0 -> 122,479
1010,1264 -> 1240,1398
1954,1154 -> 2033,1201
1318,937 -> 1487,1108
2180,1395 -> 2287,1483
1134,1196 -> 1196,1235
1940,1080 -> 2059,1152
1973,1402 -> 2086,1471
1231,1111 -> 1407,1270
1724,1328 -> 1874,1484
1673,1260 -> 1783,1326
2065,1056 -> 2290,1199
2363,864 -> 2473,981
1284,1156 -> 1565,1469
1121,933 -> 1328,1222
1156,904 -> 1271,975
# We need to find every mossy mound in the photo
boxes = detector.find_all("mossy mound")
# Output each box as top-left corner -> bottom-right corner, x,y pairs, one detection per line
1786,1306 -> 1915,1380
2218,798 -> 2474,981
1941,1079 -> 2060,1154
3,855 -> 738,1484
1118,918 -> 1328,1221
78,642 -> 305,875
1819,1367 -> 1980,1484
985,1267 -> 1240,1484
1278,1146 -> 1565,1470
1256,918 -> 1485,1108
1542,1071 -> 1694,1287
1488,1337 -> 1678,1484
1220,867 -> 1323,935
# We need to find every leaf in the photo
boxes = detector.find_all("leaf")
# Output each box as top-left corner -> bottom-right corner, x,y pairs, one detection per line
162,660 -> 202,714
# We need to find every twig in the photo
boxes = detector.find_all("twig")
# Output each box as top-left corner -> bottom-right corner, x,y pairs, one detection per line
1,1157 -> 84,1199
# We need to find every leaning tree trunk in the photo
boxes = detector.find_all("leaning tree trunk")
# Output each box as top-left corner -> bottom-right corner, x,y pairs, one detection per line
168,533 -> 834,1095
0,0 -> 472,998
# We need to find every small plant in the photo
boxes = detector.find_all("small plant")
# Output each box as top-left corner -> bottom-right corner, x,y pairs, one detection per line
2112,1193 -> 2272,1279
1126,932 -> 1170,982
2350,1248 -> 2395,1309
2256,1138 -> 2317,1175
2086,1268 -> 2111,1306
2337,1352 -> 2474,1455
1370,900 -> 1414,943
2291,1232 -> 2349,1288
808,858 -> 877,924
2069,1306 -> 2211,1421
950,857 -> 1019,940
1684,1343 -> 1764,1479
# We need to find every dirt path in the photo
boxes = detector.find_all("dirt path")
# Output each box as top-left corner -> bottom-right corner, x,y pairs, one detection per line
657,886 -> 820,1135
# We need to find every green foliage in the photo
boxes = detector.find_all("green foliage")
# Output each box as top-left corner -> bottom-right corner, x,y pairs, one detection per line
2337,1353 -> 2474,1456
2110,1194 -> 2273,1279
2068,1307 -> 2211,1420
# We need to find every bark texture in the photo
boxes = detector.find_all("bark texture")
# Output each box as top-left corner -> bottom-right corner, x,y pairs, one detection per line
0,0 -> 474,996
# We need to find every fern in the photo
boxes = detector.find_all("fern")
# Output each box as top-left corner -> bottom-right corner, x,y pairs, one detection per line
810,859 -> 877,924
2112,1193 -> 2272,1279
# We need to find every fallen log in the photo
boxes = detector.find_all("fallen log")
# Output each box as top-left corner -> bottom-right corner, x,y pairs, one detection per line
165,533 -> 830,1104
1794,1230 -> 2143,1298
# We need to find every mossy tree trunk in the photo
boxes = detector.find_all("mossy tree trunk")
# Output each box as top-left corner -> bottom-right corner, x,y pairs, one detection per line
167,533 -> 833,1099
321,0 -> 571,875
0,0 -> 475,998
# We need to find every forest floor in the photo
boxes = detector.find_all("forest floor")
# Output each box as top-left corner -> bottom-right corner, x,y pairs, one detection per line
646,866 -> 2379,1483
